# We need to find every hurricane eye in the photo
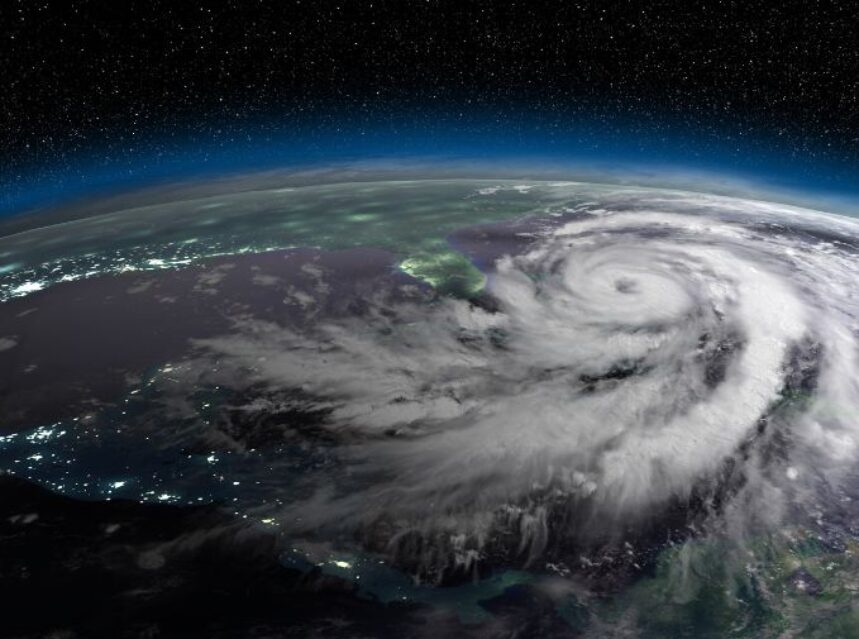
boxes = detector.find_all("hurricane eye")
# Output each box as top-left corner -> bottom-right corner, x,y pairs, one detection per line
614,277 -> 639,293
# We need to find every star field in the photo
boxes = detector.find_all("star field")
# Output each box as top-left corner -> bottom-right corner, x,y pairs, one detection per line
1,1 -> 858,194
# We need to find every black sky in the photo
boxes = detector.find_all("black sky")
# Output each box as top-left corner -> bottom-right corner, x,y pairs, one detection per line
2,0 -> 858,171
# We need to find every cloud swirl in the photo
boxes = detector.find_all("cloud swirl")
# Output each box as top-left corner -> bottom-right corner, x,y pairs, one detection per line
189,187 -> 859,580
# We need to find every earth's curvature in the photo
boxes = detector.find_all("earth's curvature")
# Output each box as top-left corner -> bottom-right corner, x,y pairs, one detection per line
2,176 -> 859,637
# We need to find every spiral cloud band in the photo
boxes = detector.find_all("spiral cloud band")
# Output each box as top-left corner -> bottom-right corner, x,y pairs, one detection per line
181,185 -> 859,578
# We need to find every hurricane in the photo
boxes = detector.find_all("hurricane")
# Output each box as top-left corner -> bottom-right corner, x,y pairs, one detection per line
149,184 -> 859,584
4,179 -> 859,632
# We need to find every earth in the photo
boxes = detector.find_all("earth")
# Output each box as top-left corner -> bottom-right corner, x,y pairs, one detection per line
2,175 -> 859,638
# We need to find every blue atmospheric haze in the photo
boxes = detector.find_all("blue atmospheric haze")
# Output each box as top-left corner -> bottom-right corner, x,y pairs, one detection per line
2,113 -> 858,220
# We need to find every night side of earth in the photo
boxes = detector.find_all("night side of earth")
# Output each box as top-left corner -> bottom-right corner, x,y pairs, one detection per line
2,169 -> 859,637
